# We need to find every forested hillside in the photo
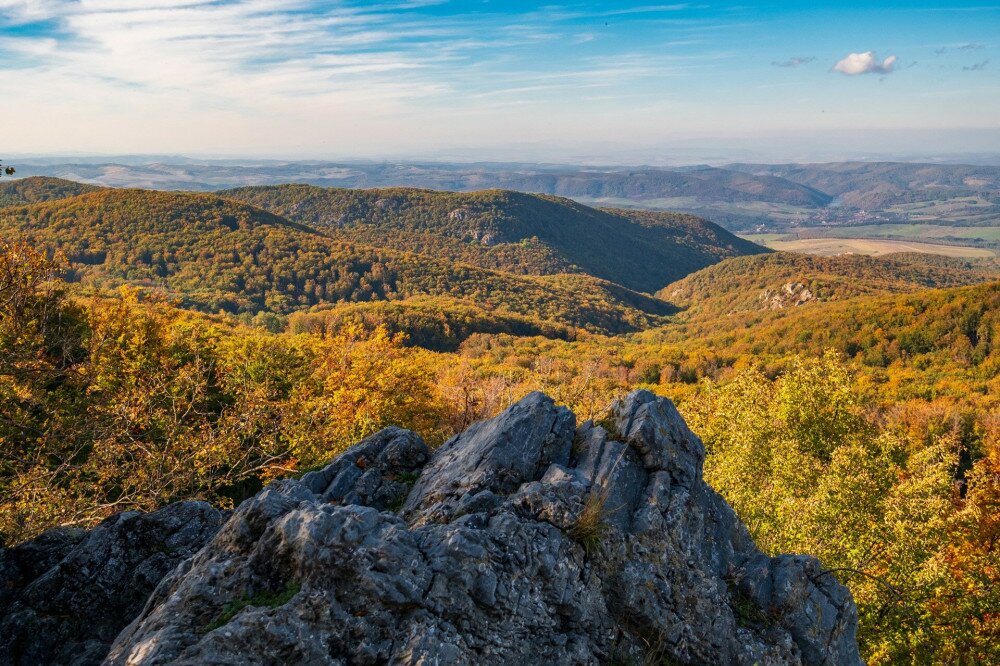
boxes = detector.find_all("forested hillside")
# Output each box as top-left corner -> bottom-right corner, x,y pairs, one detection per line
660,251 -> 999,319
0,176 -> 101,207
1,179 -> 997,665
220,184 -> 765,292
0,188 -> 675,334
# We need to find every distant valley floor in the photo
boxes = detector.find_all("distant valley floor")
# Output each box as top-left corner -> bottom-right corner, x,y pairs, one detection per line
744,235 -> 997,258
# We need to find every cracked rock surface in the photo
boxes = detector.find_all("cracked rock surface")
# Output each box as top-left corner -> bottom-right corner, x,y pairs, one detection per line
2,390 -> 862,665
0,502 -> 224,665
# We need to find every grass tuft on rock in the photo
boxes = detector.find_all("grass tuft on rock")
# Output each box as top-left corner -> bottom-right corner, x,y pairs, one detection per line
569,487 -> 611,556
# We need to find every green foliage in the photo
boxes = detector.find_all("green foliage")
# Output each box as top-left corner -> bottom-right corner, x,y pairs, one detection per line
205,580 -> 301,632
687,353 -> 997,664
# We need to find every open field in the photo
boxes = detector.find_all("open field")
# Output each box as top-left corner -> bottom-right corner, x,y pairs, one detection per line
885,197 -> 1000,224
742,235 -> 997,258
804,224 -> 1000,242
578,197 -> 817,226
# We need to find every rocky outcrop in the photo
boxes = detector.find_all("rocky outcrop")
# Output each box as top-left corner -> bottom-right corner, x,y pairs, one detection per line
0,502 -> 224,666
760,282 -> 816,310
1,391 -> 862,665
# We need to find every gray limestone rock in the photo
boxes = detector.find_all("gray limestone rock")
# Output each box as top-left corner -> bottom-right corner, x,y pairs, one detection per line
2,390 -> 862,666
0,501 -> 223,666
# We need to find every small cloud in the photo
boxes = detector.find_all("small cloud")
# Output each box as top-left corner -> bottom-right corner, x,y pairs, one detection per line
771,56 -> 816,68
833,51 -> 897,75
964,59 -> 989,71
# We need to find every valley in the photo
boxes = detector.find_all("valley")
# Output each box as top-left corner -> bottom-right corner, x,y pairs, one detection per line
6,2 -> 999,663
18,157 -> 1000,261
743,234 -> 998,258
1,174 -> 998,664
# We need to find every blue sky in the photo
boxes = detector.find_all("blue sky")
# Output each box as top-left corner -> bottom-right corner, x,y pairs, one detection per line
1,1 -> 998,162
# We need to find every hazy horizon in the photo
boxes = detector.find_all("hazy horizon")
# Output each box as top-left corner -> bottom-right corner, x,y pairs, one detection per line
9,130 -> 1000,170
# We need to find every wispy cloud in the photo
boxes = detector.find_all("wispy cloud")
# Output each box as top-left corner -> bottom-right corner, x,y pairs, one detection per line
0,0 -> 459,99
0,1 -> 996,158
833,51 -> 898,75
964,59 -> 990,70
772,56 -> 816,68
935,42 -> 985,54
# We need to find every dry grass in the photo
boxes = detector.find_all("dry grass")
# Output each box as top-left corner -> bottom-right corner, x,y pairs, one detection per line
568,487 -> 611,556
760,237 -> 995,258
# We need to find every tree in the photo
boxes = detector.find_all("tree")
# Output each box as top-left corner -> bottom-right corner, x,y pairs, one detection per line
283,320 -> 445,468
684,351 -> 998,663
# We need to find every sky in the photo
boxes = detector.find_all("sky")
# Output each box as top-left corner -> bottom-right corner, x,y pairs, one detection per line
1,0 -> 999,163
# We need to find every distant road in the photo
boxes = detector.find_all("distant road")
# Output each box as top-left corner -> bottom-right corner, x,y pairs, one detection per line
743,236 -> 997,259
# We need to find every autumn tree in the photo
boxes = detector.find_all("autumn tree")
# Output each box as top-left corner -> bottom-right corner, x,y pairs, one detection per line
685,351 -> 996,663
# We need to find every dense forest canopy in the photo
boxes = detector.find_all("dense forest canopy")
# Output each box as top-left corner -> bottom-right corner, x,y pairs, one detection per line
0,187 -> 675,335
0,178 -> 998,664
220,184 -> 765,292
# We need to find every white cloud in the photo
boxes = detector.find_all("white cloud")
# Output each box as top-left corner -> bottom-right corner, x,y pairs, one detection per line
833,51 -> 898,75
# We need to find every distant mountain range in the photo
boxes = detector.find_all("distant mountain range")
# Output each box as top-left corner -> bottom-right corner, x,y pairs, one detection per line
9,159 -> 999,233
5,175 -> 997,351
727,162 -> 1000,211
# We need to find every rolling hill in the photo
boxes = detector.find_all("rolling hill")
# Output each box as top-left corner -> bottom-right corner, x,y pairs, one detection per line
0,188 -> 676,336
729,162 -> 1000,214
219,185 -> 766,293
658,279 -> 1000,383
658,251 -> 999,321
0,176 -> 102,207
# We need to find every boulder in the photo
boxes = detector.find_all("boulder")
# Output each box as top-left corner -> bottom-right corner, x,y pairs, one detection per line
1,390 -> 862,665
0,502 -> 223,666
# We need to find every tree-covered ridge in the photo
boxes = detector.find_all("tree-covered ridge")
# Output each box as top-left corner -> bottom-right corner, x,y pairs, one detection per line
624,279 -> 1000,408
2,242 -> 997,664
0,188 -> 674,335
658,251 -> 999,320
0,176 -> 102,207
286,295 -> 575,351
219,184 -> 766,293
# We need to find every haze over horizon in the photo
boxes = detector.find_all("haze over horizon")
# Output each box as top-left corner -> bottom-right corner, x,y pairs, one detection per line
3,1 -> 999,164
